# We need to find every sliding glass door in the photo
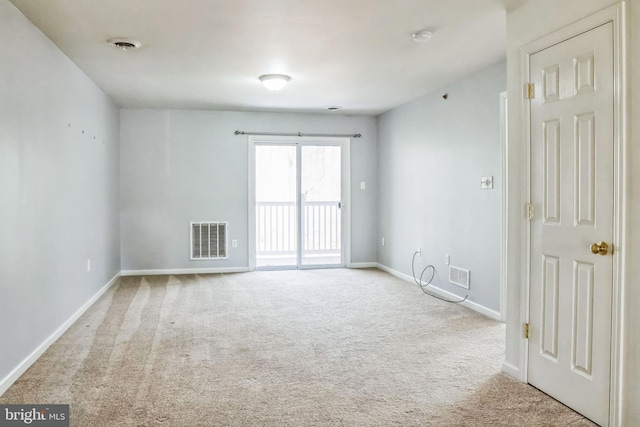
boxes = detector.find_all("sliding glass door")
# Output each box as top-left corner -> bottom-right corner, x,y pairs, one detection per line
255,144 -> 298,268
300,145 -> 342,266
252,139 -> 346,269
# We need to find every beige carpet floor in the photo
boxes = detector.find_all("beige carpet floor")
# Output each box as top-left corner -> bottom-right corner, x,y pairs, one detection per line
1,268 -> 595,426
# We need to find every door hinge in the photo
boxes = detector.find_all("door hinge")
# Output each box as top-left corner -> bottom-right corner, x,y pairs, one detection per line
526,203 -> 534,220
525,83 -> 535,99
524,322 -> 529,339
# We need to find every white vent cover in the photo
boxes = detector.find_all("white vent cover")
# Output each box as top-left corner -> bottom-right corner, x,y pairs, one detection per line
449,265 -> 470,289
190,222 -> 228,260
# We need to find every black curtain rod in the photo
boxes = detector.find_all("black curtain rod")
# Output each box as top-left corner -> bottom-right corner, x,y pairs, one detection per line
234,130 -> 361,138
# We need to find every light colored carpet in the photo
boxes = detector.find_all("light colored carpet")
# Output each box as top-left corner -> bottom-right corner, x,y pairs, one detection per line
1,268 -> 595,426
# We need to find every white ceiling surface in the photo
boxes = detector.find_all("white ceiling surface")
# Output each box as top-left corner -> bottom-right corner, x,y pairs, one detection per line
10,0 -> 510,115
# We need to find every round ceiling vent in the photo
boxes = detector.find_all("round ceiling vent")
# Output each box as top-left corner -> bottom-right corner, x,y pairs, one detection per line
107,38 -> 141,51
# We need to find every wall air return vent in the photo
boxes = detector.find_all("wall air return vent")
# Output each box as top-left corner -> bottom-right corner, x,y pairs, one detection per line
190,222 -> 228,260
449,265 -> 470,289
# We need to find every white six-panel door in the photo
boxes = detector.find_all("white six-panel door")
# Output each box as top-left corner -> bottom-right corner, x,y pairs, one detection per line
528,22 -> 614,426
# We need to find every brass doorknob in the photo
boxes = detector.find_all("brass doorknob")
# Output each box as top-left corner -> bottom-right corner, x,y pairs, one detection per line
590,241 -> 609,255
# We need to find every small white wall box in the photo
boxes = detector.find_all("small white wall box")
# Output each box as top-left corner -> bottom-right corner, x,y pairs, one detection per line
480,176 -> 493,189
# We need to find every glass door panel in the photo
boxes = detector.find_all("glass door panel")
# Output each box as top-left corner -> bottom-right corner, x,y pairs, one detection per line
255,145 -> 298,268
301,145 -> 342,266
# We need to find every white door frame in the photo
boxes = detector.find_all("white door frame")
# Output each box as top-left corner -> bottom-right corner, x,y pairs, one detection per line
247,135 -> 351,270
517,3 -> 627,426
500,91 -> 508,322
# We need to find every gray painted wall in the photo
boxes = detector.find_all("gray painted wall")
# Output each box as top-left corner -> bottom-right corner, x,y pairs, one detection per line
377,61 -> 506,312
120,110 -> 377,271
0,0 -> 120,385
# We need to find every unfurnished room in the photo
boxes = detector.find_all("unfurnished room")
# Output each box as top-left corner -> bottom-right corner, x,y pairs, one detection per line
1,0 -> 639,426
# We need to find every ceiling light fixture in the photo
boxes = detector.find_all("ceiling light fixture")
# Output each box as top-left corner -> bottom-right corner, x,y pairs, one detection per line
107,38 -> 141,51
259,74 -> 291,91
412,30 -> 433,43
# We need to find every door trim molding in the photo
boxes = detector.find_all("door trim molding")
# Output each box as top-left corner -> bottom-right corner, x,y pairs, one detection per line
500,90 -> 508,323
518,3 -> 627,426
247,135 -> 352,270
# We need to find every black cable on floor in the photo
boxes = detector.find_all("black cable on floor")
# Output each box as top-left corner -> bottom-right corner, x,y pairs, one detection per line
411,251 -> 468,304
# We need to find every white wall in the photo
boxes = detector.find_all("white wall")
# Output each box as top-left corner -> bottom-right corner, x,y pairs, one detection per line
0,0 -> 120,388
377,60 -> 506,313
120,110 -> 377,272
504,0 -> 639,424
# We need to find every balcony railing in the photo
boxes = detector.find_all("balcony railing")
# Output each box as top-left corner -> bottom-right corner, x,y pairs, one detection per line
256,201 -> 341,261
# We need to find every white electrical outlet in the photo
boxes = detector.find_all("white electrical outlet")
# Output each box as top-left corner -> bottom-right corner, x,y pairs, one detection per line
445,254 -> 450,266
417,248 -> 421,256
87,259 -> 91,272
232,239 -> 238,248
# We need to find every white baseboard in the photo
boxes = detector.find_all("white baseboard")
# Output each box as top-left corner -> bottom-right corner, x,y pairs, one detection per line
0,272 -> 121,397
376,263 -> 423,288
120,267 -> 250,277
347,262 -> 378,269
501,361 -> 521,380
376,263 -> 502,321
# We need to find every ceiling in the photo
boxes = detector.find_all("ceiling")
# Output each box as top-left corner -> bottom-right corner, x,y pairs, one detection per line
10,0 -> 511,115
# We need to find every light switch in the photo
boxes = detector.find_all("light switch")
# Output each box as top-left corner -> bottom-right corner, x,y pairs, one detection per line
360,181 -> 366,190
480,176 -> 494,189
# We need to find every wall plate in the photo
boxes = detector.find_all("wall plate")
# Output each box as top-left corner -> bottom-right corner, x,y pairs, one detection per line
480,176 -> 493,189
